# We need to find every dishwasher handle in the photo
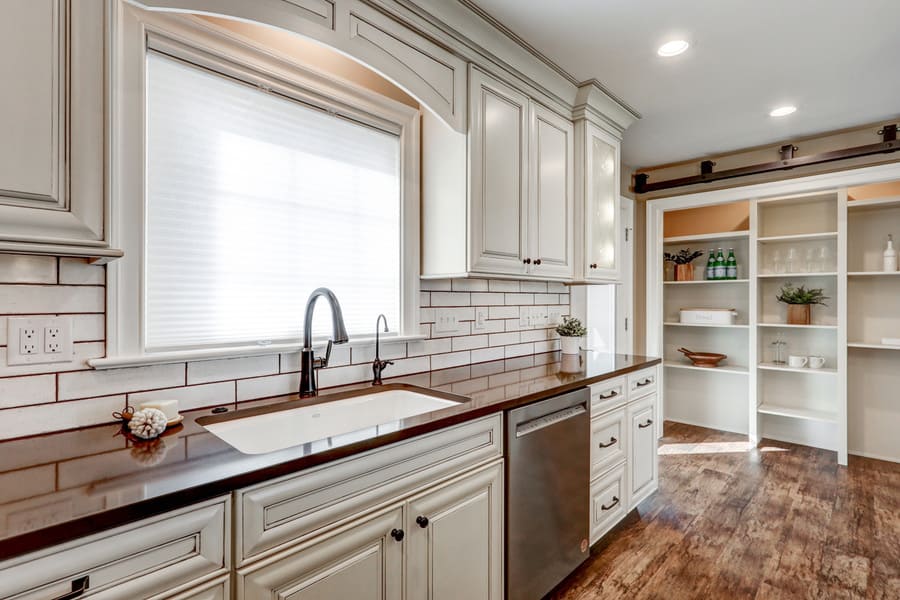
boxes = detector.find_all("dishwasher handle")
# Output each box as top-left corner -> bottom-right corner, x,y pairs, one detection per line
514,403 -> 587,438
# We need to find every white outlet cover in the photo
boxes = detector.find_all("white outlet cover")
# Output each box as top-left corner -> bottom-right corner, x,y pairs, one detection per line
548,307 -> 563,326
518,306 -> 531,328
532,306 -> 549,328
7,317 -> 74,365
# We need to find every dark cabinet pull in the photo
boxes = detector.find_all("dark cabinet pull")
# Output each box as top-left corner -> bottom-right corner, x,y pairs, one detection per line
590,263 -> 597,269
53,576 -> 89,600
523,258 -> 532,264
598,390 -> 618,400
533,259 -> 542,265
601,496 -> 620,511
638,419 -> 654,429
598,436 -> 617,449
390,528 -> 405,542
416,516 -> 429,528
636,379 -> 652,387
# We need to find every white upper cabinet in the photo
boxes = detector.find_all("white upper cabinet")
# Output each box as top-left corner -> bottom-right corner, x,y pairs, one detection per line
529,102 -> 574,279
469,67 -> 530,276
577,122 -> 621,281
0,0 -> 117,260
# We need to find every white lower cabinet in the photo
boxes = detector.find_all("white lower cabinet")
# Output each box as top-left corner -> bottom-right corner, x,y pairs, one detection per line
406,461 -> 504,600
237,506 -> 405,600
588,367 -> 660,545
0,496 -> 230,600
167,575 -> 231,600
628,393 -> 659,509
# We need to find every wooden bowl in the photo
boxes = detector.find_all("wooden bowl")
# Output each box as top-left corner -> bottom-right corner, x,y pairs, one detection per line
678,347 -> 727,368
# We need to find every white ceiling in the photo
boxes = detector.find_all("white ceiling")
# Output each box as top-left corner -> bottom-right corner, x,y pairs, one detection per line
471,0 -> 900,168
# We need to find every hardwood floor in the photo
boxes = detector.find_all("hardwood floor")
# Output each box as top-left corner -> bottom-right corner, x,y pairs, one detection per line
550,421 -> 900,600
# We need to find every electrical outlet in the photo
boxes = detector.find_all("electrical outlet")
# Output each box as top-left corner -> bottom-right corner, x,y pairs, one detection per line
548,307 -> 563,326
519,306 -> 532,329
19,327 -> 39,355
532,306 -> 549,328
7,317 -> 73,365
45,326 -> 62,353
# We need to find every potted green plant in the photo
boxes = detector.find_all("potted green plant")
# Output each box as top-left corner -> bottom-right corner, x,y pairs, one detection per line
776,283 -> 829,325
664,249 -> 704,281
556,316 -> 587,355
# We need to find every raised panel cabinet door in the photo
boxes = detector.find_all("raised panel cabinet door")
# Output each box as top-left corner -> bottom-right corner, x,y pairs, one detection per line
238,505 -> 404,600
529,103 -> 574,279
0,0 -> 107,247
583,123 -> 620,281
405,461 -> 503,600
469,67 -> 529,276
627,394 -> 659,509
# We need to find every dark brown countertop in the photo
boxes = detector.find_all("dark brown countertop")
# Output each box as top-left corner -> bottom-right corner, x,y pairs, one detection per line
0,351 -> 659,561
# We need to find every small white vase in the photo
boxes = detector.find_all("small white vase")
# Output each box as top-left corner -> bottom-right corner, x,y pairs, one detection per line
560,336 -> 581,355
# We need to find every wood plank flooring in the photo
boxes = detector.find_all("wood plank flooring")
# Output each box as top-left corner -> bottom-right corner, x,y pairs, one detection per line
550,421 -> 900,600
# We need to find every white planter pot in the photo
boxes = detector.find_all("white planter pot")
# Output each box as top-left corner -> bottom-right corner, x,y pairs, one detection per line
560,336 -> 581,355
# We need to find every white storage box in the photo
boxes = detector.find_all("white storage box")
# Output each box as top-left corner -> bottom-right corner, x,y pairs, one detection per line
680,308 -> 738,325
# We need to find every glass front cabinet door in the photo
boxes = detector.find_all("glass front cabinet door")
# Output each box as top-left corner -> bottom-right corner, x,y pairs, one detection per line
581,123 -> 621,281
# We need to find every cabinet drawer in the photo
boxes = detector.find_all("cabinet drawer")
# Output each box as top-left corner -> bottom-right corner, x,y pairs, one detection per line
590,408 -> 626,479
589,377 -> 626,415
590,464 -> 627,545
0,496 -> 229,600
165,575 -> 230,600
236,414 -> 502,565
627,367 -> 657,399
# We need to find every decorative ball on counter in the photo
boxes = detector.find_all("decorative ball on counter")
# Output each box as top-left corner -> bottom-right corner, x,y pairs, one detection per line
128,407 -> 168,440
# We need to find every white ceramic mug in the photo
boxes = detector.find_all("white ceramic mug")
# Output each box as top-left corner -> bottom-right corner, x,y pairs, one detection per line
808,356 -> 826,369
788,355 -> 808,368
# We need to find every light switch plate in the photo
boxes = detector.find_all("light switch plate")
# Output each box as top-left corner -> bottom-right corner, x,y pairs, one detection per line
433,309 -> 460,334
7,317 -> 73,365
548,307 -> 563,326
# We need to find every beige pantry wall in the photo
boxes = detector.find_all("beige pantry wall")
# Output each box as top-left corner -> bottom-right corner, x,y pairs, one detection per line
0,254 -> 571,440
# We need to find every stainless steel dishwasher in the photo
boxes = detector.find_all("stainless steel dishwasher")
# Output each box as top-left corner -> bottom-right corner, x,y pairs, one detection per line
506,387 -> 590,600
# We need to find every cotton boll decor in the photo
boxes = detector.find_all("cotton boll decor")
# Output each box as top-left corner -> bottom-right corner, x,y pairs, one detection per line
128,408 -> 168,440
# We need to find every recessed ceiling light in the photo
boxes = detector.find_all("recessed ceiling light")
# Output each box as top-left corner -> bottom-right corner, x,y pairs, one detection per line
657,40 -> 689,57
769,105 -> 797,117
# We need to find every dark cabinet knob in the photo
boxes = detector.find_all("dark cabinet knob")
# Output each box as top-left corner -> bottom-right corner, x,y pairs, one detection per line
638,419 -> 654,429
601,496 -> 620,511
533,259 -> 542,265
590,263 -> 597,269
390,528 -> 405,541
416,515 -> 429,528
523,258 -> 532,264
598,436 -> 618,449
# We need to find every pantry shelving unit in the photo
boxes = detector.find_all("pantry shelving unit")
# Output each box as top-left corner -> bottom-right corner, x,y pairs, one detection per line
648,167 -> 900,466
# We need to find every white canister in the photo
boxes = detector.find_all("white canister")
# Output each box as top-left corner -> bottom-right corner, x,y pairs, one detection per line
560,336 -> 581,355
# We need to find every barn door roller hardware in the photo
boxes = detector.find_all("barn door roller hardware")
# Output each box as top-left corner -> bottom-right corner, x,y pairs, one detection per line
634,124 -> 900,194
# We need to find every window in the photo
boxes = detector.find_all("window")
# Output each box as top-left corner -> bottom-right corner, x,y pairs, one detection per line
103,15 -> 420,365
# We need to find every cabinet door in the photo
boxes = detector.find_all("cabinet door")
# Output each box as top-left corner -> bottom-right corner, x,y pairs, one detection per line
406,461 -> 503,600
582,123 -> 620,281
469,67 -> 529,276
627,394 -> 658,508
529,103 -> 574,279
238,506 -> 404,600
0,0 -> 107,247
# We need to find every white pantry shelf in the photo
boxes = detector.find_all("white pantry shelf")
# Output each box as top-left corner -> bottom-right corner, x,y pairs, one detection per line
663,322 -> 750,329
847,342 -> 900,351
664,361 -> 748,375
847,195 -> 900,210
757,272 -> 837,278
757,232 -> 838,243
663,231 -> 750,245
757,323 -> 838,330
758,362 -> 837,375
757,403 -> 837,423
847,271 -> 900,277
663,279 -> 749,285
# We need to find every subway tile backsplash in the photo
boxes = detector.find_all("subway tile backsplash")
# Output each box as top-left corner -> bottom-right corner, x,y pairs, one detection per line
0,256 -> 570,440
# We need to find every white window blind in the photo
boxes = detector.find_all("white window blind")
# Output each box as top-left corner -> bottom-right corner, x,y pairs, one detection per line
145,51 -> 402,352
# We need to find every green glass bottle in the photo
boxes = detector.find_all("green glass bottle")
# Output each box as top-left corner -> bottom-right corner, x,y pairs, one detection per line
706,249 -> 717,280
714,248 -> 726,280
726,248 -> 738,280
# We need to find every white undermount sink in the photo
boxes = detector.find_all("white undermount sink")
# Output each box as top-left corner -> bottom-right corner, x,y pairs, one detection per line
200,386 -> 463,454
